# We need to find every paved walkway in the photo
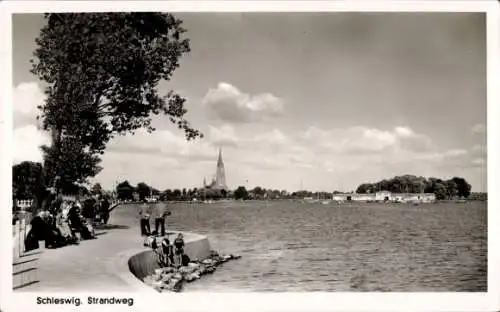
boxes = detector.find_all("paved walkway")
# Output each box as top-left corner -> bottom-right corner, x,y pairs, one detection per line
12,204 -> 183,292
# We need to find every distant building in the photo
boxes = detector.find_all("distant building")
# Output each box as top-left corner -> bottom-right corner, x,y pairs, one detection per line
203,148 -> 228,191
375,191 -> 392,201
330,191 -> 436,203
390,192 -> 436,203
145,196 -> 159,202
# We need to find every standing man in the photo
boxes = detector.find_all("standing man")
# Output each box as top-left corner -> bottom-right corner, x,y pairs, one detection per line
152,199 -> 171,237
138,199 -> 151,236
82,196 -> 96,232
100,197 -> 111,225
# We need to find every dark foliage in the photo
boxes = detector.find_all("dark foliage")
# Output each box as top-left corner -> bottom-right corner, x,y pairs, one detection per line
12,161 -> 47,209
31,13 -> 202,190
355,175 -> 472,199
234,186 -> 249,200
116,180 -> 135,200
136,182 -> 152,201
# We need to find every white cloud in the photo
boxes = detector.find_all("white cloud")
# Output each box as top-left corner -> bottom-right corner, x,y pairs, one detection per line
13,80 -> 484,192
394,126 -> 415,138
471,158 -> 486,166
300,126 -> 434,155
471,144 -> 486,156
208,124 -> 239,147
12,82 -> 50,164
72,122 -> 485,192
253,129 -> 289,148
108,129 -> 216,162
471,123 -> 486,135
13,82 -> 45,128
444,149 -> 468,157
202,82 -> 284,123
13,125 -> 51,164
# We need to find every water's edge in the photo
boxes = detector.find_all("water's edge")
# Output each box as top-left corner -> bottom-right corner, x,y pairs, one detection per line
112,232 -> 211,292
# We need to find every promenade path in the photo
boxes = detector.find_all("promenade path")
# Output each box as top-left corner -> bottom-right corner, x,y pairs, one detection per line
12,204 -> 181,292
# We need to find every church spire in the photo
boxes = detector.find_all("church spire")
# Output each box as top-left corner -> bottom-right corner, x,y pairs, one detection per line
214,147 -> 227,190
217,148 -> 223,166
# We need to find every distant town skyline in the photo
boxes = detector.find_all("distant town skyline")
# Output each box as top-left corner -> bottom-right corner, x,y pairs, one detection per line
12,13 -> 487,192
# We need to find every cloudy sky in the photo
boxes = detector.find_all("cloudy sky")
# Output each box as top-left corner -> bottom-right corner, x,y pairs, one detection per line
12,12 -> 487,192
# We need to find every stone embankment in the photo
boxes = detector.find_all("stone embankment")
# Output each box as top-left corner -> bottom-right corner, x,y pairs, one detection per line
142,251 -> 241,292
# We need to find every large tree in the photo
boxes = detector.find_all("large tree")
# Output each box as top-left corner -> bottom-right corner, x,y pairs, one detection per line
31,13 -> 202,191
172,189 -> 182,200
451,177 -> 472,198
161,189 -> 173,201
136,182 -> 152,201
234,186 -> 249,200
433,182 -> 448,200
116,180 -> 135,201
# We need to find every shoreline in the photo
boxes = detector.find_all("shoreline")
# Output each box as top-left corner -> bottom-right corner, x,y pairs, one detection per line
109,230 -> 214,293
118,199 -> 486,205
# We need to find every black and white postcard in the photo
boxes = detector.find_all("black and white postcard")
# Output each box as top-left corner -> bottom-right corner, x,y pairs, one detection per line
1,1 -> 498,312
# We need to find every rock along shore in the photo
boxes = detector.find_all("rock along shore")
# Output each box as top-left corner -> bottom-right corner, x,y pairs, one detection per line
143,251 -> 241,292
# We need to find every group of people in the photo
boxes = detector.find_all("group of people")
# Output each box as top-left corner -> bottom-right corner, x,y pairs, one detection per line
82,196 -> 111,226
138,199 -> 171,237
25,193 -> 112,251
146,233 -> 187,268
139,199 -> 189,267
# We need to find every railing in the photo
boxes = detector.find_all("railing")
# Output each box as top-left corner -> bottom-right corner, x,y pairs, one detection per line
13,219 -> 30,259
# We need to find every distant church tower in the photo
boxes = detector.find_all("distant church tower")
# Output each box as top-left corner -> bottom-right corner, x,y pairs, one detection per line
214,148 -> 227,190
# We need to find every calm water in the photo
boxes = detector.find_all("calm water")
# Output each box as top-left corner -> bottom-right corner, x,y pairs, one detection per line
164,201 -> 487,292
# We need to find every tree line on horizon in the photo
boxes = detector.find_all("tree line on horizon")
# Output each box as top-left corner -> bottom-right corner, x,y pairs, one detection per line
114,175 -> 477,201
115,182 -> 351,201
355,175 -> 472,200
13,161 -> 484,204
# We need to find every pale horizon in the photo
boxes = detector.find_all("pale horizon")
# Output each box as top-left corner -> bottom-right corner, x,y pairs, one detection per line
12,12 -> 487,192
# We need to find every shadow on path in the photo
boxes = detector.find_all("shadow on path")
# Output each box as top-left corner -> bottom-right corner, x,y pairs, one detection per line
13,280 -> 39,290
95,224 -> 130,230
95,231 -> 108,236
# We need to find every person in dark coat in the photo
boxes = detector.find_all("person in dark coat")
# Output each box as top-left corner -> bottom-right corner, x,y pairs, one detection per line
151,202 -> 171,237
67,201 -> 89,240
28,215 -> 51,247
82,198 -> 95,220
100,197 -> 110,224
28,212 -> 66,249
138,200 -> 151,236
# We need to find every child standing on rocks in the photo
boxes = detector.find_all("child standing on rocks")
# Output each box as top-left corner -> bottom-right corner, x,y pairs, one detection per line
174,233 -> 185,268
161,237 -> 174,267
